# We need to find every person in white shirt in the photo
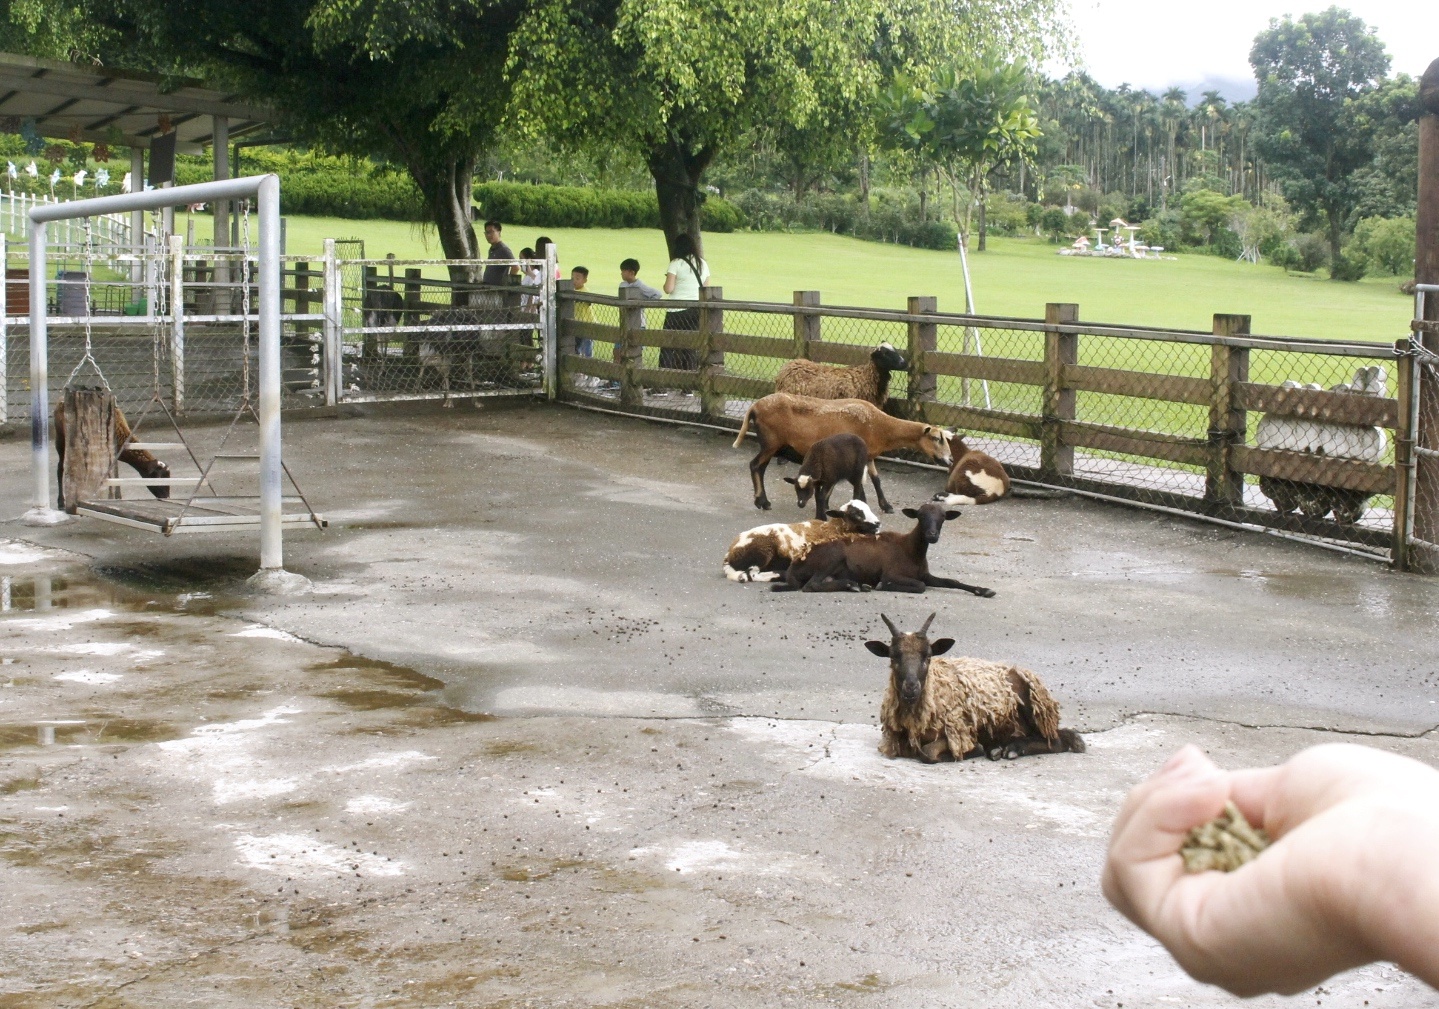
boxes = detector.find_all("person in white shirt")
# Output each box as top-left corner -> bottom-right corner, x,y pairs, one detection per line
660,233 -> 711,373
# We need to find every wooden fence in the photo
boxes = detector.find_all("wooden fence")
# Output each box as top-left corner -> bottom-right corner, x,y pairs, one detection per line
555,283 -> 1416,565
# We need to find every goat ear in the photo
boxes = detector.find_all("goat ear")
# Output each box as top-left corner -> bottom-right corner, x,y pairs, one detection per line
783,476 -> 797,485
864,641 -> 891,657
930,638 -> 955,656
825,510 -> 844,519
944,510 -> 962,520
902,507 -> 919,518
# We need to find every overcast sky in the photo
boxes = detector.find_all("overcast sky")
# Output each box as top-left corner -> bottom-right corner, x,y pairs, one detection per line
1067,0 -> 1438,99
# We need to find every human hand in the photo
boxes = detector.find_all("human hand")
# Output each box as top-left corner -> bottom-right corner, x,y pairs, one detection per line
1102,742 -> 1439,996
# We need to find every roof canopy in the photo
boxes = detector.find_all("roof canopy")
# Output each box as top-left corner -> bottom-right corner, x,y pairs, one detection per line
0,52 -> 272,154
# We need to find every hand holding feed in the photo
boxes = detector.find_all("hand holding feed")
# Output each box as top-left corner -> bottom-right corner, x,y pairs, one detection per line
1102,743 -> 1439,995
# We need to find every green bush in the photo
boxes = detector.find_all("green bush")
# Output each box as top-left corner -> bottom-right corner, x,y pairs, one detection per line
174,149 -> 425,220
1038,206 -> 1080,243
473,181 -> 742,232
1139,211 -> 1180,251
1274,232 -> 1330,273
1329,250 -> 1368,282
982,191 -> 1030,235
1349,216 -> 1415,276
725,187 -> 957,249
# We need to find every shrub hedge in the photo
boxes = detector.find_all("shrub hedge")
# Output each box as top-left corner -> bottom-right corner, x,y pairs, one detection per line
473,181 -> 743,232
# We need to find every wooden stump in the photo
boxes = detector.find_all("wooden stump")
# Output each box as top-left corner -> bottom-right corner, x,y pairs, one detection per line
62,386 -> 115,514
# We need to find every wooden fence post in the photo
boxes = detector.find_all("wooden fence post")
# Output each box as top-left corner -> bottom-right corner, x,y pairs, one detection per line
793,290 -> 820,359
700,286 -> 725,420
555,279 -> 575,395
1041,302 -> 1078,477
362,266 -> 379,362
619,285 -> 645,409
61,386 -> 115,513
1410,57 -> 1439,571
1207,314 -> 1251,511
907,296 -> 937,420
402,267 -> 422,359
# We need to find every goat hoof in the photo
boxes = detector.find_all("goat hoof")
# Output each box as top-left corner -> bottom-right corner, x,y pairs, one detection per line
858,584 -> 872,592
880,504 -> 894,514
985,746 -> 1005,761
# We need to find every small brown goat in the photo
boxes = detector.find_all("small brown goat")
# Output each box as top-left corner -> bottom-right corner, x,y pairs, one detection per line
723,499 -> 881,583
868,613 -> 1085,763
773,343 -> 908,406
771,501 -> 994,596
53,402 -> 170,511
784,432 -> 870,520
935,431 -> 1010,506
733,393 -> 951,512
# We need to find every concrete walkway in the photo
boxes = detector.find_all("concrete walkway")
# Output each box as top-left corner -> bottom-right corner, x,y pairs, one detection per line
1,400 -> 1437,1007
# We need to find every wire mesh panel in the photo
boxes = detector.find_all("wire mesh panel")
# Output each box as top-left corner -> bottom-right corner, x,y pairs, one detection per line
336,259 -> 543,403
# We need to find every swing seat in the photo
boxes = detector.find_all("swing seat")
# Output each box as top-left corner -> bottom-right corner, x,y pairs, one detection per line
76,497 -> 328,536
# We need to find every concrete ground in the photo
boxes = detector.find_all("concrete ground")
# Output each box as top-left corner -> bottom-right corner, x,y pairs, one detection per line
2,399 -> 1438,1008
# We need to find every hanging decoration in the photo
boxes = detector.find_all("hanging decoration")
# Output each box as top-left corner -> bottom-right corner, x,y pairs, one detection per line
20,117 -> 43,155
157,113 -> 172,135
44,143 -> 66,164
95,167 -> 109,189
92,142 -> 111,163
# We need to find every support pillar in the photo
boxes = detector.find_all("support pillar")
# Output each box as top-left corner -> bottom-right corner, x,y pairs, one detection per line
212,116 -> 230,302
129,147 -> 144,290
1410,58 -> 1439,571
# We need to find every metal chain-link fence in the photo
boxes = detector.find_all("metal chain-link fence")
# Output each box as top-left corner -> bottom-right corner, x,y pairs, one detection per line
557,289 -> 1410,560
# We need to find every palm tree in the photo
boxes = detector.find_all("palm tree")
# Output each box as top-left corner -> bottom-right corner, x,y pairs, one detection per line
1160,87 -> 1187,208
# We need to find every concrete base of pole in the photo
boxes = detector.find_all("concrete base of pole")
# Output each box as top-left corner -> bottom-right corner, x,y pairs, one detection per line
245,567 -> 312,595
21,507 -> 70,526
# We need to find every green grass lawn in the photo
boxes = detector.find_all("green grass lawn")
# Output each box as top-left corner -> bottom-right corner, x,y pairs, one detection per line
230,212 -> 1415,343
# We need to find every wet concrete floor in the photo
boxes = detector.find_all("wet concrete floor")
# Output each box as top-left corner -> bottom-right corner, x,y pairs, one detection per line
2,400 -> 1439,1006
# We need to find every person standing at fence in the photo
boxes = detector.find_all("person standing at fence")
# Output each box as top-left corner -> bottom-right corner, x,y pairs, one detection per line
571,266 -> 593,357
482,221 -> 516,287
661,234 -> 710,376
615,258 -> 662,392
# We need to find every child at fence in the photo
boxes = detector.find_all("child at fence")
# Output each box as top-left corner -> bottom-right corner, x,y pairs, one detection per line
571,267 -> 593,358
1103,742 -> 1439,996
614,258 -> 662,391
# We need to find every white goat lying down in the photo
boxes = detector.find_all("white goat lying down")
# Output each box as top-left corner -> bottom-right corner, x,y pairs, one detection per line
723,499 -> 880,583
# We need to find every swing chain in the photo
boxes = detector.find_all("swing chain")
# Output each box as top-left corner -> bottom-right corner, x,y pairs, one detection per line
65,215 -> 110,390
239,197 -> 252,403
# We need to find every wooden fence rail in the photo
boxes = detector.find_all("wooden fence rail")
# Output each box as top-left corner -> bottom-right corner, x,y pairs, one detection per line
556,285 -> 1415,564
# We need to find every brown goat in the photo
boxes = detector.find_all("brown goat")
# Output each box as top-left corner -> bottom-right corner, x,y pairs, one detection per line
53,403 -> 170,511
733,393 -> 952,512
771,501 -> 994,596
773,343 -> 908,406
867,613 -> 1085,763
935,432 -> 1010,506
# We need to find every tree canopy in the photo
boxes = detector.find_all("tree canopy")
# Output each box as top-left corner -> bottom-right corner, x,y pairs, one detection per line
1249,6 -> 1391,272
508,0 -> 1066,255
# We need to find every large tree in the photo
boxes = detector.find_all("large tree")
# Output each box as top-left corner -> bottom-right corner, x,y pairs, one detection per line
1249,6 -> 1391,273
509,0 -> 1066,257
40,0 -> 523,282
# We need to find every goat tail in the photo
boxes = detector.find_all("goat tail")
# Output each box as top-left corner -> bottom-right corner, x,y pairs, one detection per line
733,407 -> 754,447
1058,728 -> 1086,753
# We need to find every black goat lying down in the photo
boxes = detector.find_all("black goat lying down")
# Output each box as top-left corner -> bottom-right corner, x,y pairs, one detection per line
772,501 -> 994,596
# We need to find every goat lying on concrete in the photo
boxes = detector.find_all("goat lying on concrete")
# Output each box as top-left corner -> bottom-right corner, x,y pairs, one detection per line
868,613 -> 1085,762
784,433 -> 870,520
773,342 -> 908,406
53,402 -> 170,511
934,432 -> 1010,506
771,501 -> 994,596
734,393 -> 951,512
723,499 -> 881,583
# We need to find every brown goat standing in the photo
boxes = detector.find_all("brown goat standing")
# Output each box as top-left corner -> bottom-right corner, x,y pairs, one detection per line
773,343 -> 908,406
867,613 -> 1085,763
53,403 -> 171,511
733,393 -> 951,511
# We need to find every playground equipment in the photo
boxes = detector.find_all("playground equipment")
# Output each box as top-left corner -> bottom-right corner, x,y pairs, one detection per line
22,175 -> 323,592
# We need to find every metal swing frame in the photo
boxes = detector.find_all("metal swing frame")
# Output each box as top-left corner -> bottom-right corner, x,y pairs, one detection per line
23,174 -> 320,581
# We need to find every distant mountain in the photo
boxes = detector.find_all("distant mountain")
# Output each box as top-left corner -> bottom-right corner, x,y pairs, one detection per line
1169,75 -> 1258,105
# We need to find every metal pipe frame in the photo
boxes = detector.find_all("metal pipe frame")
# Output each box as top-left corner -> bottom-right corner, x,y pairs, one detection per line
25,174 -> 288,575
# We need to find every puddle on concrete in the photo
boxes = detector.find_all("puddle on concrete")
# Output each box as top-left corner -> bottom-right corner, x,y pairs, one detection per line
93,555 -> 258,597
0,717 -> 182,750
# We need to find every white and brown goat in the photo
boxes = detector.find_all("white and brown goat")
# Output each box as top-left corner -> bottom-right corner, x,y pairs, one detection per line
934,431 -> 1010,506
723,499 -> 881,583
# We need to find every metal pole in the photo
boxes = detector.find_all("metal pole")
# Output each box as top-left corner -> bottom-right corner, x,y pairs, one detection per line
323,238 -> 340,406
543,243 -> 558,399
169,233 -> 186,414
212,117 -> 230,308
130,147 -> 144,291
256,173 -> 283,572
1410,58 -> 1439,572
23,217 -> 64,524
0,232 -> 7,426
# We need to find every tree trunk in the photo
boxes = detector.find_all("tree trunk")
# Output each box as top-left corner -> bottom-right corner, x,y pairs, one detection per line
919,168 -> 928,224
977,198 -> 987,252
408,154 -> 480,304
858,149 -> 871,216
648,139 -> 714,258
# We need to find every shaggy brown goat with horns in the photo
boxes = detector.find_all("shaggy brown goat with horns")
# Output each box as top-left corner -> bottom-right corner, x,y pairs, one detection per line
867,613 -> 1085,763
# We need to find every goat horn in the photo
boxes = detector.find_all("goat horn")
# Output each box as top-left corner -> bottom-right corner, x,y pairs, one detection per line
919,612 -> 937,636
880,613 -> 900,638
